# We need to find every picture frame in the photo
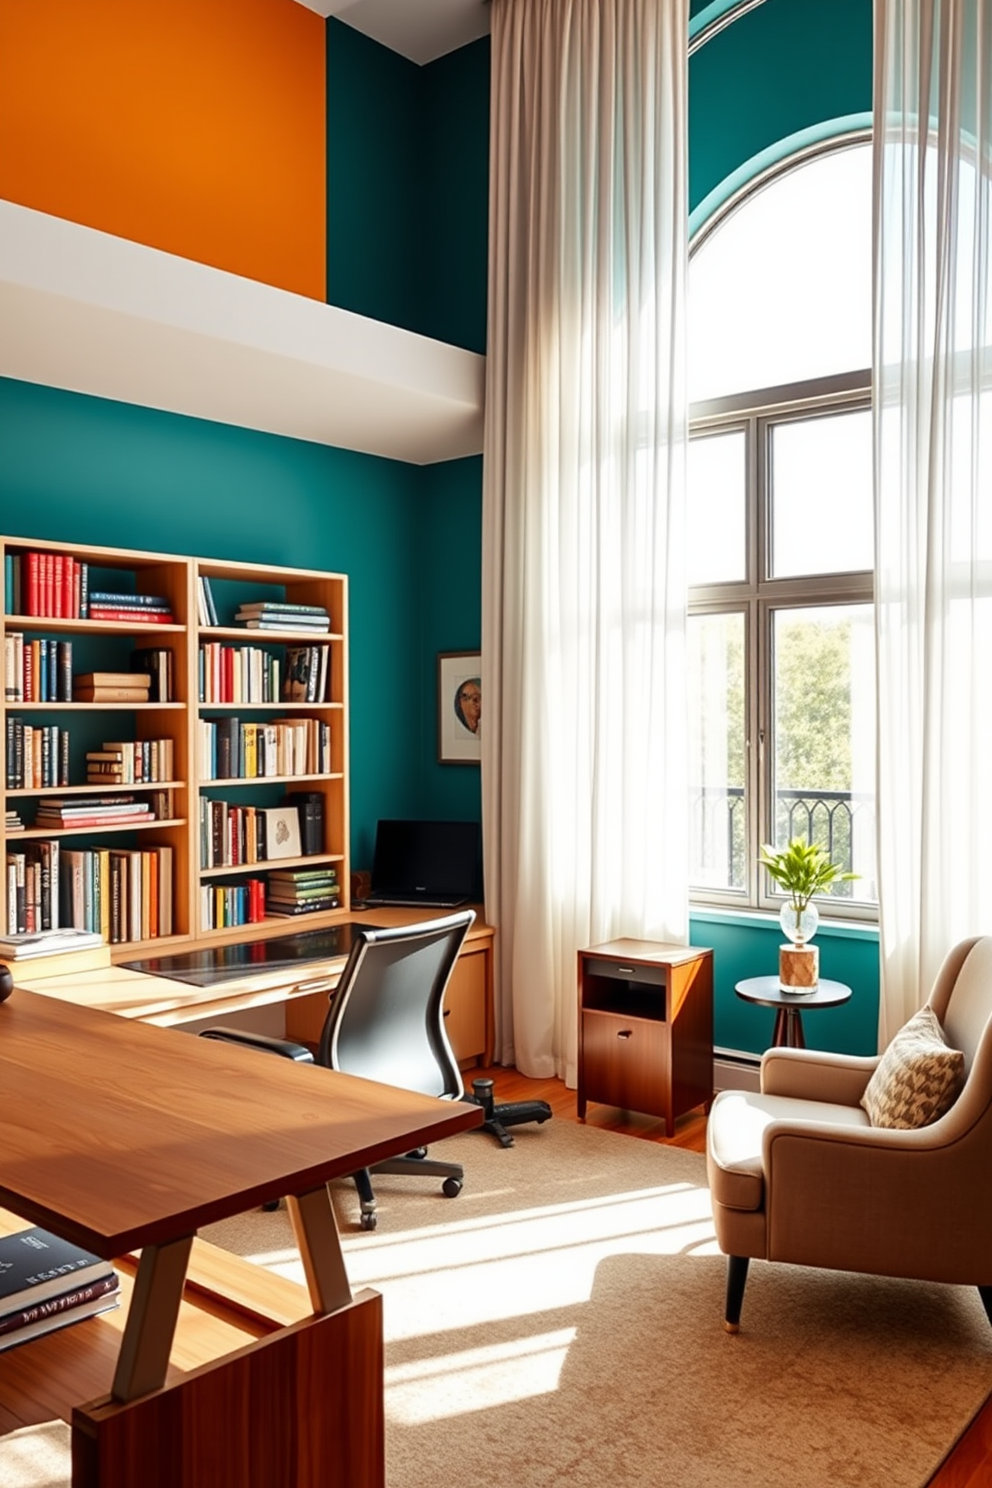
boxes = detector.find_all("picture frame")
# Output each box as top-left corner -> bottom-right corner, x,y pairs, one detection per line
437,652 -> 482,764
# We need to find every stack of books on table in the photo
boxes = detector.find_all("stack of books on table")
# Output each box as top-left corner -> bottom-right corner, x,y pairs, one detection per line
266,865 -> 340,917
0,1227 -> 120,1354
74,671 -> 152,704
234,602 -> 331,633
34,795 -> 156,830
86,591 -> 175,625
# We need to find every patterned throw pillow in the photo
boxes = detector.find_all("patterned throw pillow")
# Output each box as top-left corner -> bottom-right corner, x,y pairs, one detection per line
860,1005 -> 965,1129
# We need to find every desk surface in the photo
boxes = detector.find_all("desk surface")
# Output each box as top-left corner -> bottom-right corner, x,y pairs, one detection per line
0,988 -> 482,1257
10,905 -> 493,1026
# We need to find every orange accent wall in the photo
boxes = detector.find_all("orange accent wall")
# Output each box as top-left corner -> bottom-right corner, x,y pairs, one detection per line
0,0 -> 326,300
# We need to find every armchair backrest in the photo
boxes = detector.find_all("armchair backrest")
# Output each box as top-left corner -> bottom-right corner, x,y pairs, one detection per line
316,911 -> 475,1100
924,936 -> 992,1143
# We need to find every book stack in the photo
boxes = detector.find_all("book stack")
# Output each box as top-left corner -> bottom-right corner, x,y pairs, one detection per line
86,591 -> 174,625
282,644 -> 329,702
5,808 -> 24,834
86,738 -> 175,785
234,601 -> 331,633
74,671 -> 151,704
34,796 -> 156,830
0,927 -> 104,965
266,864 -> 340,917
0,1227 -> 119,1354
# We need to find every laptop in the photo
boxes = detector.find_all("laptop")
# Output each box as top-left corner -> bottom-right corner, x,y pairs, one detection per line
364,819 -> 479,909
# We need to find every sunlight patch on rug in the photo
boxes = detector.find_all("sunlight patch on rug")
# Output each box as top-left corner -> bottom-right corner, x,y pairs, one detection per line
385,1327 -> 577,1422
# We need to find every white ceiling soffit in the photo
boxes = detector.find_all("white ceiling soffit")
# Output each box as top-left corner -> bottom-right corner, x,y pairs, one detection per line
296,0 -> 490,65
0,202 -> 485,466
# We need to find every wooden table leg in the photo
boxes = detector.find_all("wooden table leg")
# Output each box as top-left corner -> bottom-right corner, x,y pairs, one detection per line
772,1008 -> 789,1047
111,1234 -> 193,1402
787,1009 -> 806,1048
286,1184 -> 352,1315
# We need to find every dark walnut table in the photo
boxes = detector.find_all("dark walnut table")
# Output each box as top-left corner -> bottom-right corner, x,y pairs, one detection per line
734,974 -> 853,1050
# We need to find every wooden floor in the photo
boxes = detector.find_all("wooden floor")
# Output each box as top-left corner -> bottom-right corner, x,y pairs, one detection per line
474,1065 -> 992,1488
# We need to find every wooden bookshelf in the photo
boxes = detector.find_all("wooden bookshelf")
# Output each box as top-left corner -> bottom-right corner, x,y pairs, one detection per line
1,537 -> 351,959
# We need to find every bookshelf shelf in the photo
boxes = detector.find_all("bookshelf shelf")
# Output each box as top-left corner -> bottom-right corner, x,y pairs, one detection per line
2,536 -> 351,955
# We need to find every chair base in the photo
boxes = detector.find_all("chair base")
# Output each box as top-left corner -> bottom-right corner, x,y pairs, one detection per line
352,1149 -> 464,1231
468,1077 -> 553,1148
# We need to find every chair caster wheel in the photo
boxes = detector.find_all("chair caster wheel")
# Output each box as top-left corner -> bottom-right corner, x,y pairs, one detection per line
360,1210 -> 378,1231
442,1177 -> 463,1198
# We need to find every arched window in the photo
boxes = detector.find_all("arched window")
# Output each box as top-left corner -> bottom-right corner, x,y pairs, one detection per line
686,137 -> 877,917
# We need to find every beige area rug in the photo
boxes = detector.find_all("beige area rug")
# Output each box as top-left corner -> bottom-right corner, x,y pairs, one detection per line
201,1119 -> 992,1488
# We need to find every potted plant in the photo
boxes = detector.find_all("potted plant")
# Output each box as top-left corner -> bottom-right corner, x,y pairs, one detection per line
759,838 -> 858,991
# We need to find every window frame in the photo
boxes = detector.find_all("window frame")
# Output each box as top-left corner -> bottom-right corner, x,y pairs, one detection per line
688,369 -> 875,919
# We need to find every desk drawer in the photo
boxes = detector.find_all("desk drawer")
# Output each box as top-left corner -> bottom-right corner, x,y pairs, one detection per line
584,958 -> 666,987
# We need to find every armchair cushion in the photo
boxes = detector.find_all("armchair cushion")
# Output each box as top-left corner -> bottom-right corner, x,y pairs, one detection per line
860,1005 -> 965,1130
707,1089 -> 870,1212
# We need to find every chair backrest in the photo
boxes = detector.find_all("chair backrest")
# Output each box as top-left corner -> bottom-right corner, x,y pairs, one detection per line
316,911 -> 475,1100
929,935 -> 992,1073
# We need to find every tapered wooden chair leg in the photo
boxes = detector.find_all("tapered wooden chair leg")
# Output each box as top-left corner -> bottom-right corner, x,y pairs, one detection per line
725,1255 -> 749,1333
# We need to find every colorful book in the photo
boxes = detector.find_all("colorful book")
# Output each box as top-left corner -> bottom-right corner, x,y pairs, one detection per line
0,1227 -> 115,1314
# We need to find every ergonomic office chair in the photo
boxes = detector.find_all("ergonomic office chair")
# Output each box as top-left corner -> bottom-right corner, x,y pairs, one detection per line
201,911 -> 551,1229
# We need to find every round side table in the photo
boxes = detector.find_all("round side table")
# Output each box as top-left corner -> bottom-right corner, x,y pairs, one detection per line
734,976 -> 852,1050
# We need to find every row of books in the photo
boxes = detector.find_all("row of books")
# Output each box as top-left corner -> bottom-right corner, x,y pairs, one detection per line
0,1226 -> 120,1356
3,635 -> 73,702
6,842 -> 175,940
196,574 -> 219,626
4,550 -> 90,620
87,738 -> 176,785
198,717 -> 331,780
5,720 -> 70,790
199,643 -> 282,704
200,877 -> 267,929
199,801 -> 305,869
234,600 -> 331,633
283,644 -> 331,702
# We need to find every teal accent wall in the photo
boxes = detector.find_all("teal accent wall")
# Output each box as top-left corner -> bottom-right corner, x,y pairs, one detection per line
326,19 -> 423,332
0,376 -> 423,866
417,455 -> 484,824
688,0 -> 872,211
421,38 -> 490,354
691,912 -> 880,1056
326,20 -> 489,354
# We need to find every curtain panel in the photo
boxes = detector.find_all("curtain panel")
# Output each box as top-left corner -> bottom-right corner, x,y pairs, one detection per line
873,0 -> 992,1038
483,0 -> 689,1081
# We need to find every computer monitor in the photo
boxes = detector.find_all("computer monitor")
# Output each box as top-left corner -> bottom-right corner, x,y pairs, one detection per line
367,819 -> 480,908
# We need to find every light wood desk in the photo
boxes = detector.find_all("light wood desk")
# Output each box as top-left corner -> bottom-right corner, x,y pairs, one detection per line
8,907 -> 495,1066
0,988 -> 483,1487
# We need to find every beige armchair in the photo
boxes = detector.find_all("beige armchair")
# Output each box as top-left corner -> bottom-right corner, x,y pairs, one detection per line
706,935 -> 992,1331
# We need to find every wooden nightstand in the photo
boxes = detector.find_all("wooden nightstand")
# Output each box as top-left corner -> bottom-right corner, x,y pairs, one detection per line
577,939 -> 713,1134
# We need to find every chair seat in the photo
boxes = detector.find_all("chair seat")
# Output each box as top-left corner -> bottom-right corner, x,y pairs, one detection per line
707,1089 -> 871,1212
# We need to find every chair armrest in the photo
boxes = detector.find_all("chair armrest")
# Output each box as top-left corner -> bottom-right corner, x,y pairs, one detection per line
200,1027 -> 315,1063
760,1046 -> 879,1105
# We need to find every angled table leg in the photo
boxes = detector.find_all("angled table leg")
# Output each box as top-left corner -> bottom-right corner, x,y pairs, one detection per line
111,1234 -> 194,1402
286,1184 -> 352,1315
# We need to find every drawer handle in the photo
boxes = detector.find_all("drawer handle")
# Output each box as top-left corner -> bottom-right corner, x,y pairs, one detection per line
617,1029 -> 632,1040
443,1008 -> 451,1017
616,967 -> 636,975
295,978 -> 335,996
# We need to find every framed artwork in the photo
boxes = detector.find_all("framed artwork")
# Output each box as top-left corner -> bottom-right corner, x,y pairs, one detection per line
438,652 -> 482,764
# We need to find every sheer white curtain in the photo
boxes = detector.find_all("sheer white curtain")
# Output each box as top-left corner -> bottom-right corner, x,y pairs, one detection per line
482,0 -> 689,1081
874,0 -> 992,1039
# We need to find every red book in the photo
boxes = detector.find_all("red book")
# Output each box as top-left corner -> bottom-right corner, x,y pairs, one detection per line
41,552 -> 53,617
71,557 -> 81,619
61,555 -> 74,619
223,646 -> 234,703
52,554 -> 64,618
25,551 -> 40,615
87,608 -> 174,624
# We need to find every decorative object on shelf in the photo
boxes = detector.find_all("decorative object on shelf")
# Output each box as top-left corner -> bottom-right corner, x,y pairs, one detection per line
437,652 -> 481,765
760,837 -> 858,992
0,966 -> 12,1002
